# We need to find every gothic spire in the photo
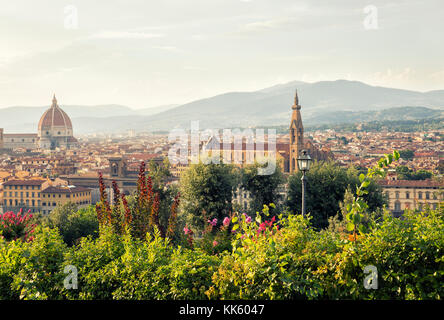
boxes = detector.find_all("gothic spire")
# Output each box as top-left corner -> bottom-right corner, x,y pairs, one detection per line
292,89 -> 301,110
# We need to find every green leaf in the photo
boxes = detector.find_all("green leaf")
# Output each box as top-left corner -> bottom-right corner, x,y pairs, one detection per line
232,216 -> 238,223
359,173 -> 365,183
358,224 -> 367,234
362,181 -> 370,188
232,224 -> 239,231
347,222 -> 355,231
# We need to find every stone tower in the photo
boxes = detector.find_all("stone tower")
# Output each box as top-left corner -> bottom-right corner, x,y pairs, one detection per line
289,90 -> 304,173
108,157 -> 127,178
0,128 -> 3,149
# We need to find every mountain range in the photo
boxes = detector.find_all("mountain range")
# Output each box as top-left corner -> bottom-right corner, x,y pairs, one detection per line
1,80 -> 443,134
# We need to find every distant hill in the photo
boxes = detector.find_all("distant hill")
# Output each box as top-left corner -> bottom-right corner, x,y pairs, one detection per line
305,106 -> 444,126
120,80 -> 444,131
0,104 -> 175,133
137,104 -> 179,116
1,80 -> 444,133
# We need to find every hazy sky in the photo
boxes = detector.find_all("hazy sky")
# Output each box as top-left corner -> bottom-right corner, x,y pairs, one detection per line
1,0 -> 443,109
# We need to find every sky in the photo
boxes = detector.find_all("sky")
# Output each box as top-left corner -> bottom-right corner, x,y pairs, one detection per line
1,0 -> 443,109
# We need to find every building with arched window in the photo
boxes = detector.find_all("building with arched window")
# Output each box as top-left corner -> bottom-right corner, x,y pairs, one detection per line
379,179 -> 443,216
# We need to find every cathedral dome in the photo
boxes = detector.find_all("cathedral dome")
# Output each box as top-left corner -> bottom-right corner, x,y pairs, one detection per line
38,95 -> 73,132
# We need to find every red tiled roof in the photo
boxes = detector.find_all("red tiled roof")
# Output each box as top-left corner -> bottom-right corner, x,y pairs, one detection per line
3,179 -> 47,186
42,185 -> 90,193
378,179 -> 443,188
3,134 -> 38,137
38,104 -> 73,130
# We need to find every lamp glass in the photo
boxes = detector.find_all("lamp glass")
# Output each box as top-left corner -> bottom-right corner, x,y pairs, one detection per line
297,151 -> 312,172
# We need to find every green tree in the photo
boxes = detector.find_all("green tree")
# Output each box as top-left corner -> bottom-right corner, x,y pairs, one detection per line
396,165 -> 433,180
286,161 -> 385,229
179,162 -> 237,233
396,165 -> 412,179
399,149 -> 414,161
241,161 -> 285,214
44,203 -> 99,246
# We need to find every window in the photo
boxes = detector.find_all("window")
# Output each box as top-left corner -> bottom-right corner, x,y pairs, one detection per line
418,192 -> 422,199
394,201 -> 401,211
406,192 -> 410,199
426,192 -> 430,200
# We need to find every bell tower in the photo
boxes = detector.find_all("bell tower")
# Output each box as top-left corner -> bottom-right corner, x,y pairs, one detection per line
0,128 -> 3,149
289,90 -> 304,173
108,157 -> 127,178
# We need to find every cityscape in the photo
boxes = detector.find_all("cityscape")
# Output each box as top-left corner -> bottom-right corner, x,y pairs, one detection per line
0,0 -> 442,310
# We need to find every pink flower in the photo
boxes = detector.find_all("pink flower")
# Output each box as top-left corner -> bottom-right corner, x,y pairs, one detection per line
257,222 -> 266,234
183,226 -> 190,235
223,217 -> 230,227
245,216 -> 252,223
213,240 -> 218,247
207,218 -> 217,227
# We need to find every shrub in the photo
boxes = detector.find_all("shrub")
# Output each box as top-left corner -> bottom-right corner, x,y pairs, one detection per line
0,226 -> 66,300
44,203 -> 99,246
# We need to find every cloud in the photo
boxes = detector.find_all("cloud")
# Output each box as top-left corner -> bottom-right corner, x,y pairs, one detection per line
371,68 -> 413,83
89,31 -> 165,39
151,46 -> 182,53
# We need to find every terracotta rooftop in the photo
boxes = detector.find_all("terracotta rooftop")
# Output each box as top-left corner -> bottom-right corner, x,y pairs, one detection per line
3,179 -> 47,186
38,96 -> 73,130
378,179 -> 443,188
42,186 -> 90,194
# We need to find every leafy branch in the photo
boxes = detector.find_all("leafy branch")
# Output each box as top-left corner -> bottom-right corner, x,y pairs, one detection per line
345,150 -> 400,237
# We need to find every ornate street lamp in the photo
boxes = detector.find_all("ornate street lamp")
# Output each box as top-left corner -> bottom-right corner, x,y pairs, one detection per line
297,150 -> 312,217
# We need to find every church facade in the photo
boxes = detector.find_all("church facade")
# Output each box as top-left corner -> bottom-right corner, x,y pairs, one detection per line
0,95 -> 78,151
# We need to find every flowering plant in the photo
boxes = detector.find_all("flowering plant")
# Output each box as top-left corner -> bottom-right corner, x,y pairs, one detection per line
0,209 -> 36,242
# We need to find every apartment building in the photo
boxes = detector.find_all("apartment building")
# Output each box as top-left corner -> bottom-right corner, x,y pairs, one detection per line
41,185 -> 91,214
378,179 -> 443,216
1,179 -> 91,214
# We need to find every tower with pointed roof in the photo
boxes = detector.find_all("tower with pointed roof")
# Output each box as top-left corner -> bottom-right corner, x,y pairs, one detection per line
38,95 -> 78,150
289,90 -> 303,173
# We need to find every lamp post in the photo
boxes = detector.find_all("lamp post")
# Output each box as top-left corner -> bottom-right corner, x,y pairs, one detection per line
297,150 -> 312,217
